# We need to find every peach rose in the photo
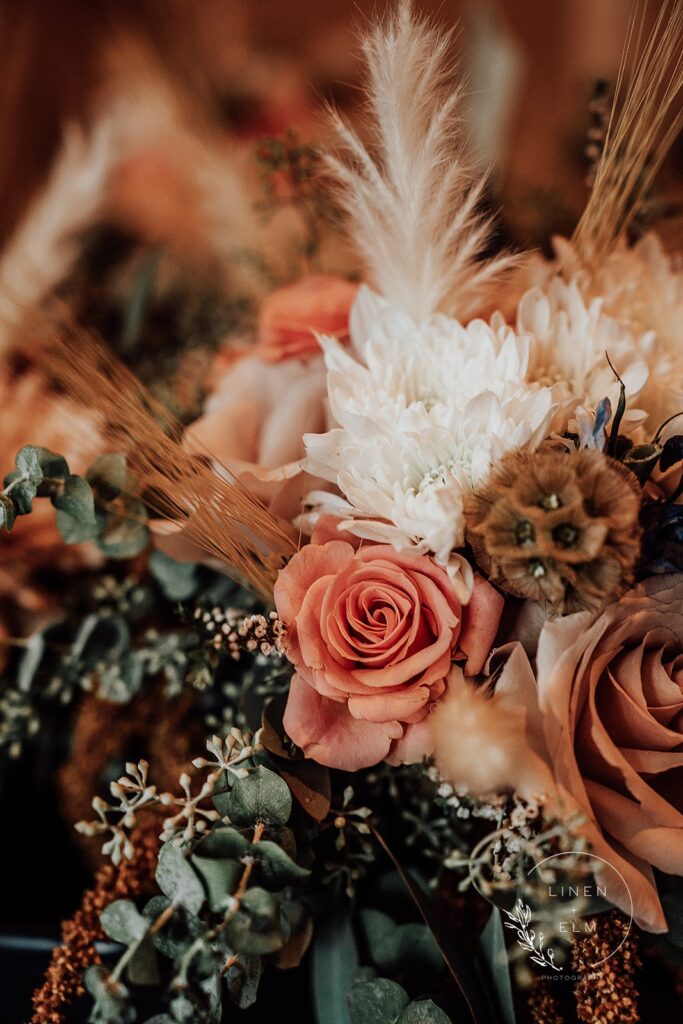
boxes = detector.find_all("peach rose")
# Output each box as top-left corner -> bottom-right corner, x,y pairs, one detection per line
255,274 -> 358,362
532,574 -> 683,932
184,353 -> 329,525
274,539 -> 503,771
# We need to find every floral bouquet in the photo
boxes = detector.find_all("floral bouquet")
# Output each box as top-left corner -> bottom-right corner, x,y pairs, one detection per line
2,3 -> 683,1024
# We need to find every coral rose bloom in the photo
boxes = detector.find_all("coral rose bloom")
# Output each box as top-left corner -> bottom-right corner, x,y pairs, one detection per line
274,540 -> 503,770
535,575 -> 683,932
256,274 -> 359,362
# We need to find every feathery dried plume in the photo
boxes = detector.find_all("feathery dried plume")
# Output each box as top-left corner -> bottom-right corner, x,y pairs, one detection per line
324,0 -> 515,324
41,323 -> 295,598
573,0 -> 683,267
0,119 -> 115,354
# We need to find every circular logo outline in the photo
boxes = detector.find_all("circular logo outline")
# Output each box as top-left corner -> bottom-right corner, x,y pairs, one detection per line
527,850 -> 634,968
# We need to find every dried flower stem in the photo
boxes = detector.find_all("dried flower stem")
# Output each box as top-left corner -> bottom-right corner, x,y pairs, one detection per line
41,321 -> 295,597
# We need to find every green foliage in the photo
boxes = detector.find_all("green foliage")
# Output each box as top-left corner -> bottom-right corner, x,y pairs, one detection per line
149,550 -> 200,601
347,979 -> 410,1024
1,444 -> 151,557
190,852 -> 243,913
261,694 -> 331,821
88,755 -> 311,1024
480,907 -> 516,1024
348,977 -> 452,1024
312,906 -> 358,1024
225,886 -> 290,955
360,909 -> 442,984
101,899 -> 147,944
87,453 -> 130,500
253,839 -> 310,889
397,1001 -> 452,1024
84,965 -> 134,1024
156,842 -> 206,916
227,765 -> 292,826
224,954 -> 264,1009
3,445 -> 52,517
53,474 -> 99,542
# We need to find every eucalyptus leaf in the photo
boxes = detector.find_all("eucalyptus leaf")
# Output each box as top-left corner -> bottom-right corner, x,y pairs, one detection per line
156,842 -> 205,916
480,907 -> 516,1024
397,1000 -> 452,1024
98,500 -> 150,558
126,934 -> 160,986
191,854 -> 242,912
17,632 -> 45,692
84,964 -> 133,1024
347,979 -> 409,1024
149,550 -> 200,601
35,448 -> 70,488
97,651 -> 144,703
143,897 -> 197,960
53,474 -> 99,543
226,886 -> 289,955
3,472 -> 37,515
225,954 -> 264,1009
100,899 -> 147,945
623,443 -> 661,483
195,826 -> 250,860
361,912 -> 442,983
15,445 -> 44,482
254,840 -> 310,890
227,765 -> 292,826
312,905 -> 358,1024
274,899 -> 313,969
87,453 -> 130,501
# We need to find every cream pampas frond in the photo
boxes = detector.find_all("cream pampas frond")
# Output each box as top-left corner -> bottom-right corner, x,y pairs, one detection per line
0,120 -> 115,353
573,0 -> 683,268
41,324 -> 295,598
325,0 -> 515,324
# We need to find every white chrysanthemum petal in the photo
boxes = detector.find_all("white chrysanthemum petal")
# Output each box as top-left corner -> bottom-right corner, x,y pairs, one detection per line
517,276 -> 650,432
304,288 -> 555,564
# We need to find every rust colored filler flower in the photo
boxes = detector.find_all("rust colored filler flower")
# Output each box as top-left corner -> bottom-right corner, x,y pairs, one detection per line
465,447 -> 642,614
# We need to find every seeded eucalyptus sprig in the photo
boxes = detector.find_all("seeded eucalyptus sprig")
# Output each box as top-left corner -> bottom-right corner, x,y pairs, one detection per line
81,744 -> 313,1023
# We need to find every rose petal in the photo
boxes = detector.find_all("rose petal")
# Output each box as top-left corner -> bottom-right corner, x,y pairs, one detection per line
283,674 -> 402,771
458,574 -> 504,675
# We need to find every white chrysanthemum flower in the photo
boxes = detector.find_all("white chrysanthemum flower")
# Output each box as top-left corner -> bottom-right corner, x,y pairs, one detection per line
593,234 -> 683,432
303,288 -> 554,570
516,276 -> 650,432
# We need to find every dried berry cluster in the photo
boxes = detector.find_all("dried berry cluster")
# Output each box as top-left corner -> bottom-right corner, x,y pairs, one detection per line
571,912 -> 641,1024
31,820 -> 160,1024
465,448 -> 642,614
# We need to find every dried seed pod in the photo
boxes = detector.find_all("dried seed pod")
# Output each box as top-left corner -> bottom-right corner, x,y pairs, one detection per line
465,448 -> 642,615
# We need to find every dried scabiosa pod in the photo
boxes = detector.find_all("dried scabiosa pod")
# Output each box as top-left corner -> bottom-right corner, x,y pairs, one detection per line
464,448 -> 642,615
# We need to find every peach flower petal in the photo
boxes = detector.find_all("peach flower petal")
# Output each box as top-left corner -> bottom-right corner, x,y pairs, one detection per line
283,674 -> 403,771
256,274 -> 359,362
275,538 -> 503,770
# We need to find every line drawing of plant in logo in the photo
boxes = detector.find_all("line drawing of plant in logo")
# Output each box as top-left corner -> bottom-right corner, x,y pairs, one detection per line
503,898 -> 559,969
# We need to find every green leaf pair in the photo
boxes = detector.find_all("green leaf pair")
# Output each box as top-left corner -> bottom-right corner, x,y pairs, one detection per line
348,979 -> 450,1024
